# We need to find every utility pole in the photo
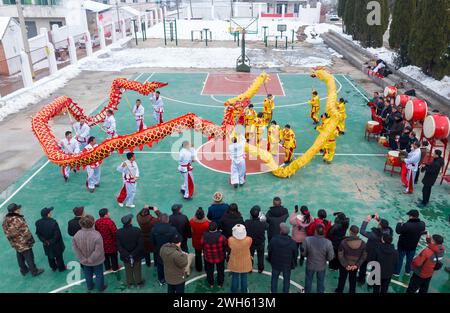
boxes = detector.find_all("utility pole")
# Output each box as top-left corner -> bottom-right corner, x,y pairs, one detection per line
16,1 -> 34,79
115,0 -> 121,37
189,0 -> 193,19
176,0 -> 180,19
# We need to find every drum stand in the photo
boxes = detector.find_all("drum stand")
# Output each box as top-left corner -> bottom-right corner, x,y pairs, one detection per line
440,152 -> 450,185
427,138 -> 448,171
384,161 -> 402,176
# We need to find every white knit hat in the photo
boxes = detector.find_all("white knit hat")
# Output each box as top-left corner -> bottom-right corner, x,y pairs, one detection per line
232,224 -> 247,240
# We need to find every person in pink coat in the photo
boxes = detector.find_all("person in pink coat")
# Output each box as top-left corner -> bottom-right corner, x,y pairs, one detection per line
289,205 -> 314,266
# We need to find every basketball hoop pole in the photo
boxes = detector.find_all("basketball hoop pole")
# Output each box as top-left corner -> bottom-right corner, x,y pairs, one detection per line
236,29 -> 251,72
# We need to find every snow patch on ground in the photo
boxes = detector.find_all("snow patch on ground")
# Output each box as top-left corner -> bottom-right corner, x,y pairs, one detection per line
0,38 -> 131,122
366,47 -> 397,65
328,47 -> 343,59
331,31 -> 450,100
0,66 -> 81,122
79,47 -> 241,71
400,66 -> 450,99
304,23 -> 342,44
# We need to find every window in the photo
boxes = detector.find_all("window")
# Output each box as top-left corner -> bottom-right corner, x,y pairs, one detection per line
2,0 -> 32,4
294,4 -> 299,14
25,21 -> 37,38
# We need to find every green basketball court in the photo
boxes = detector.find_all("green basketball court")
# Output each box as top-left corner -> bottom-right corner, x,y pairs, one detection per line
0,72 -> 448,293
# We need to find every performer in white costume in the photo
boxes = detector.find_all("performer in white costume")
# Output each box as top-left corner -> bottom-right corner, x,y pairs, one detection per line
117,152 -> 139,208
60,130 -> 80,182
73,116 -> 90,149
151,91 -> 164,124
102,109 -> 117,138
132,99 -> 146,131
403,141 -> 421,194
178,141 -> 196,200
229,133 -> 246,188
83,136 -> 101,193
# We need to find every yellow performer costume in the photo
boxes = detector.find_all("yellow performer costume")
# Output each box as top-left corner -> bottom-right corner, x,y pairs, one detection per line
263,95 -> 275,125
254,113 -> 266,147
280,126 -> 296,163
323,128 -> 339,164
267,122 -> 281,155
308,91 -> 320,124
336,99 -> 347,134
244,105 -> 257,141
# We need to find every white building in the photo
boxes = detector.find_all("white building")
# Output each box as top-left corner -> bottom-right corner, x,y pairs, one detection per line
0,1 -> 69,38
0,17 -> 24,75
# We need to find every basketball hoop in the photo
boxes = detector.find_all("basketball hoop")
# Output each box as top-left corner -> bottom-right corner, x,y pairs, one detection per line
229,17 -> 259,35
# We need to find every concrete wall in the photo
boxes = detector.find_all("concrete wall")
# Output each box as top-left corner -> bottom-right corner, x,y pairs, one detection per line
298,3 -> 321,24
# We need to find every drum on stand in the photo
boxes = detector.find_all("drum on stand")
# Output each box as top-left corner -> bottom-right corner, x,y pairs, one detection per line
423,114 -> 450,140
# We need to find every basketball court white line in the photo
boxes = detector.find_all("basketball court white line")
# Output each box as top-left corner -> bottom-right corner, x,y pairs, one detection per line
144,72 -> 155,82
158,75 -> 343,109
134,73 -> 144,81
342,75 -> 370,102
224,76 -> 255,83
0,160 -> 50,210
48,260 -> 407,293
277,73 -> 287,97
200,72 -> 210,95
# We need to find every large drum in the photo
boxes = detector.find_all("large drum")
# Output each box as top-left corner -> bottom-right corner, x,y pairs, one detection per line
423,114 -> 450,140
405,99 -> 428,121
395,94 -> 409,107
367,121 -> 381,133
384,86 -> 397,98
386,151 -> 401,167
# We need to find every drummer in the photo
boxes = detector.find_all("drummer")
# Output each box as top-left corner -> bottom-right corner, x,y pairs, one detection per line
388,115 -> 404,150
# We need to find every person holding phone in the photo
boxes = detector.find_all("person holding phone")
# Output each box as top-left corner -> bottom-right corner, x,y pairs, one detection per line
393,210 -> 426,277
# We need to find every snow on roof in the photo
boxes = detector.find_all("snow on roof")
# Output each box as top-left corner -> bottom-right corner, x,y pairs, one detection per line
120,6 -> 142,17
82,0 -> 111,13
0,17 -> 19,41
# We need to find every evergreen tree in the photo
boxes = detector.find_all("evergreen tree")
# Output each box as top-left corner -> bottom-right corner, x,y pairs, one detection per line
343,0 -> 356,35
351,0 -> 389,48
408,0 -> 449,78
434,7 -> 450,79
389,0 -> 416,49
352,0 -> 368,42
337,0 -> 347,17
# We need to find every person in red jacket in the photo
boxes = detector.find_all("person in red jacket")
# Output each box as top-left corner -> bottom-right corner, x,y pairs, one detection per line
307,209 -> 332,238
406,233 -> 445,293
95,208 -> 119,272
190,208 -> 210,272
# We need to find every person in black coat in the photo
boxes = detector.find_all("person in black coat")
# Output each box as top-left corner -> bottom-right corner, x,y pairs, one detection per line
266,197 -> 289,243
151,213 -> 179,285
219,203 -> 244,238
35,207 -> 66,272
244,206 -> 268,273
116,214 -> 144,288
373,234 -> 399,293
328,212 -> 350,270
169,204 -> 192,252
358,214 -> 393,284
394,209 -> 426,276
67,206 -> 84,237
268,223 -> 298,293
419,150 -> 445,207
